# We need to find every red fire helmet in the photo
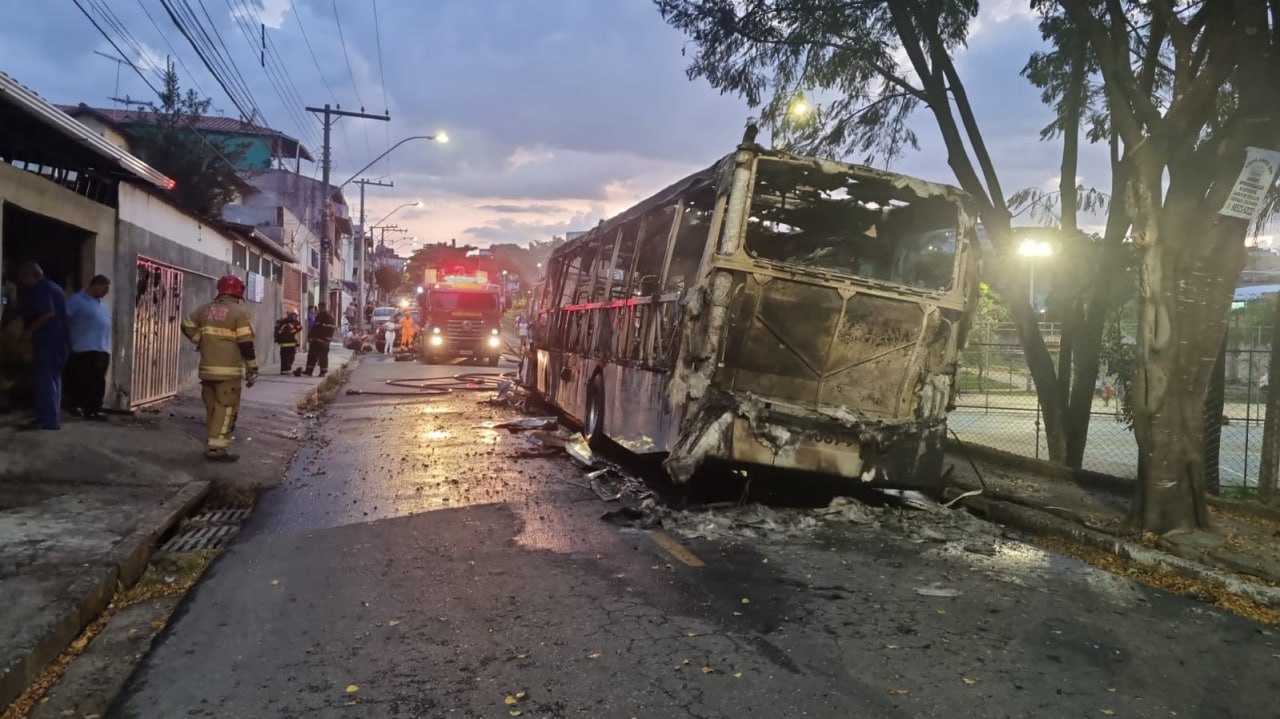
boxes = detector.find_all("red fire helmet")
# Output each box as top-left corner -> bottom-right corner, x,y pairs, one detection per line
216,274 -> 246,298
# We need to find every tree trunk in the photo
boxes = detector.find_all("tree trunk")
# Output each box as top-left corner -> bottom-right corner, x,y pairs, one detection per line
1256,297 -> 1280,504
1131,223 -> 1248,534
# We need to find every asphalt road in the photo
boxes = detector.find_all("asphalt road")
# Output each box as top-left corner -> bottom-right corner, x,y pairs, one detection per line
110,355 -> 1280,718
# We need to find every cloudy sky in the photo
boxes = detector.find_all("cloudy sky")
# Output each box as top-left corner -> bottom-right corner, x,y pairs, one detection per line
0,0 -> 1093,249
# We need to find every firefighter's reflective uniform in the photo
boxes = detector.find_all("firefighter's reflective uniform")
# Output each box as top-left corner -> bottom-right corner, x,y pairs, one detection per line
181,294 -> 258,459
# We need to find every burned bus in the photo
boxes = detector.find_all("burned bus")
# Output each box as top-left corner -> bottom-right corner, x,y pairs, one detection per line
521,142 -> 978,492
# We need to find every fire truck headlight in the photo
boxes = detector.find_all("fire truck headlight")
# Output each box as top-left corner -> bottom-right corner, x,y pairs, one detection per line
491,328 -> 499,335
432,327 -> 441,335
487,336 -> 501,348
430,335 -> 444,347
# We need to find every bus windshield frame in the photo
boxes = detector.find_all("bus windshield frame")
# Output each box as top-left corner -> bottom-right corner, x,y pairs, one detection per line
741,156 -> 964,296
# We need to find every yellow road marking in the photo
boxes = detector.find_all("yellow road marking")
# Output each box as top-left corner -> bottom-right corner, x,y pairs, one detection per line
650,530 -> 705,568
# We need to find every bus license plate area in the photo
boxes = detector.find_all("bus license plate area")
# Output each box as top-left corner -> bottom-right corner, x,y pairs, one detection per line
729,418 -> 868,479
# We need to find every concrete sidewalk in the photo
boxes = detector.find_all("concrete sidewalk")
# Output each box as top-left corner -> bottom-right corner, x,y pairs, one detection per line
0,344 -> 353,711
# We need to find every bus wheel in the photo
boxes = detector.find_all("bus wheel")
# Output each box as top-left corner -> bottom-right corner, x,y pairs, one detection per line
486,354 -> 500,367
584,374 -> 605,448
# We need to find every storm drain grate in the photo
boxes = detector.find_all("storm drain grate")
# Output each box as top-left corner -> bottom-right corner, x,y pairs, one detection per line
187,508 -> 251,525
159,506 -> 251,553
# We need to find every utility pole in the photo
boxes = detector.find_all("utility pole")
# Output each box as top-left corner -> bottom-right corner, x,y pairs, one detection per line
352,178 -> 394,332
305,103 -> 389,315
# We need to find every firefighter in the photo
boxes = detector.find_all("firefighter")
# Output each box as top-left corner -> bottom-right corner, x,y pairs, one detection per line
400,312 -> 416,351
181,274 -> 258,462
274,311 -> 303,374
298,302 -> 336,376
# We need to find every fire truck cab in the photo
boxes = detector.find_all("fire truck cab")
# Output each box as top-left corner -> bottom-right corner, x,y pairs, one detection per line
416,275 -> 504,366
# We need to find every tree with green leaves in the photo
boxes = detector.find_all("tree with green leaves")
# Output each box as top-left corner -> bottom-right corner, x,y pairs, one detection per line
129,61 -> 248,220
374,264 -> 403,296
657,0 -> 1280,533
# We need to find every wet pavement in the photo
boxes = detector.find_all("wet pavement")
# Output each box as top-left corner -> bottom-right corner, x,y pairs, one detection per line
110,355 -> 1280,718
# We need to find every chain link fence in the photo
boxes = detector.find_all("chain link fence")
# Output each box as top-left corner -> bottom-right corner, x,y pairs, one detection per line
950,323 -> 1275,496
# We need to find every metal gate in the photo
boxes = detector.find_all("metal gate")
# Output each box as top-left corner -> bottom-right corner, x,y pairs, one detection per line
131,257 -> 184,408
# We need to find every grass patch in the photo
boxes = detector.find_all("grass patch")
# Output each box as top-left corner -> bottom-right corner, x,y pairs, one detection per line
296,361 -> 355,413
955,371 -> 1019,392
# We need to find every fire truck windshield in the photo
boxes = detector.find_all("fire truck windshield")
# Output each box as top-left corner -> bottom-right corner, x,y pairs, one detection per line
432,291 -> 499,312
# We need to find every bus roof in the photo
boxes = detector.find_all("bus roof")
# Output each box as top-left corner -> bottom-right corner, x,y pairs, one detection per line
549,145 -> 973,260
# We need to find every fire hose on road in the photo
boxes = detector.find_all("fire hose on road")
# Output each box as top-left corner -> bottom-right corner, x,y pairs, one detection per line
344,371 -> 518,397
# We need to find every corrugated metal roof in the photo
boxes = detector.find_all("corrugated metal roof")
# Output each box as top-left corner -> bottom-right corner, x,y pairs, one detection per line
0,71 -> 174,190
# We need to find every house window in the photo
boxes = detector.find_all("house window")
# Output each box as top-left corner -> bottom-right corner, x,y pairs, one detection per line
248,250 -> 262,274
271,261 -> 283,282
232,243 -> 247,268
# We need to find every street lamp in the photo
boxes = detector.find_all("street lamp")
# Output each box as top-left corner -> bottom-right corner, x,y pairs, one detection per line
324,133 -> 446,329
340,134 -> 448,188
373,200 -> 422,229
1017,238 -> 1053,310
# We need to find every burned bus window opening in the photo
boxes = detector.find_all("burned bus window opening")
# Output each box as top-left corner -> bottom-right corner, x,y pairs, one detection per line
745,158 -> 959,292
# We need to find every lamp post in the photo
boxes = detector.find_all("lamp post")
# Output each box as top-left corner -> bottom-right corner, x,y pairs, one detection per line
1018,238 -> 1053,310
340,132 -> 444,331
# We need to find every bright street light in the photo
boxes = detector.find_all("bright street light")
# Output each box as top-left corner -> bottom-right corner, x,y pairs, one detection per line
1017,238 -> 1053,310
340,134 -> 448,188
1018,238 -> 1053,258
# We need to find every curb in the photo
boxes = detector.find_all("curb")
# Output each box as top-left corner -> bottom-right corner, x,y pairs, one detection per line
944,437 -> 1280,524
0,567 -> 118,712
944,487 -> 1280,610
0,481 -> 210,713
109,481 -> 211,587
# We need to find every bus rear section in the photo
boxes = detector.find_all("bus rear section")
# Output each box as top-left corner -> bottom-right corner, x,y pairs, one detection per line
417,282 -> 504,365
665,152 -> 976,493
523,144 -> 976,494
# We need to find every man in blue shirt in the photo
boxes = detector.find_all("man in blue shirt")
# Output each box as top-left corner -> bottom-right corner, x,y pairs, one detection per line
65,275 -> 112,421
16,262 -> 69,430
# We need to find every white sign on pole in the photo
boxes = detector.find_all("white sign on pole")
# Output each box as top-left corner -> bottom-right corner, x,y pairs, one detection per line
1220,146 -> 1280,221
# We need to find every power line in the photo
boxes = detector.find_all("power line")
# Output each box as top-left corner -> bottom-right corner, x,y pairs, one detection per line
222,0 -> 320,150
72,0 -> 160,96
182,0 -> 265,122
330,0 -> 363,109
134,0 -> 209,98
85,0 -> 165,86
157,0 -> 258,122
292,4 -> 354,168
372,0 -> 391,176
330,0 -> 372,163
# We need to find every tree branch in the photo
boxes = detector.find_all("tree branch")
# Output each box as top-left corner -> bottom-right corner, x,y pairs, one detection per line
1058,0 -> 1148,146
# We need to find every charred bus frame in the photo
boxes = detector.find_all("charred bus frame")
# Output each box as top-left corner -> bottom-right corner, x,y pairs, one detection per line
522,142 -> 978,492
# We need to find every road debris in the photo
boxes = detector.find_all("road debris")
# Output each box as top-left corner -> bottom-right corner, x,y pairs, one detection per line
564,435 -> 595,467
494,416 -> 559,432
914,584 -> 963,598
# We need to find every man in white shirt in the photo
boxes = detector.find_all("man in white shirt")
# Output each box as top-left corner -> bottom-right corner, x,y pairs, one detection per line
65,275 -> 112,420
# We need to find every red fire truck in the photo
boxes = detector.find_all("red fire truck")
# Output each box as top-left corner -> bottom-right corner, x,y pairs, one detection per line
416,274 -> 504,365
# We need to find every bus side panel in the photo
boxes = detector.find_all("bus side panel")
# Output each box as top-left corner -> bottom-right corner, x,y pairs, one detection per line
548,351 -> 589,426
600,364 -> 680,454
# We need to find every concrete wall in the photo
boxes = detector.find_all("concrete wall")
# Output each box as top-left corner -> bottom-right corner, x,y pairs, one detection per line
68,115 -> 132,152
111,185 -> 284,409
0,162 -> 120,398
0,162 -> 116,283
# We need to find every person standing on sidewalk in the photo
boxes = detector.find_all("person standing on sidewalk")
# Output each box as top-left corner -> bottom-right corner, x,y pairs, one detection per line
64,274 -> 111,421
16,262 -> 69,431
298,302 -> 335,377
181,275 -> 258,462
273,311 -> 303,374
